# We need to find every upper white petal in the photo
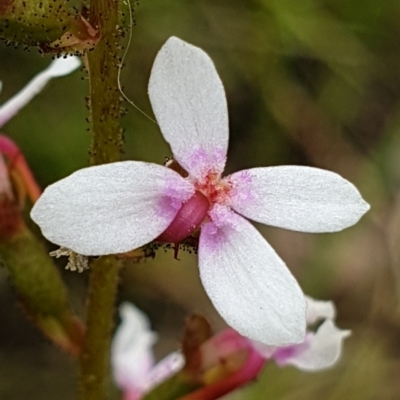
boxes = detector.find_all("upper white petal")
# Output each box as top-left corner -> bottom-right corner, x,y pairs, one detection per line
0,56 -> 81,128
148,37 -> 229,177
305,296 -> 336,325
228,166 -> 370,233
111,303 -> 157,392
198,212 -> 306,346
278,320 -> 351,371
31,161 -> 194,255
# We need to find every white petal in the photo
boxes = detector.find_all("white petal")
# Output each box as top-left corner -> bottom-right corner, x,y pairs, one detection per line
143,352 -> 184,393
305,296 -> 336,325
198,212 -> 306,346
228,166 -> 370,233
277,320 -> 351,371
111,303 -> 157,392
31,161 -> 194,255
148,37 -> 229,178
0,56 -> 81,128
250,340 -> 278,360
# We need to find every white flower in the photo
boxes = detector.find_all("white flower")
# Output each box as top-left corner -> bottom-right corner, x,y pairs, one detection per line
31,37 -> 369,346
255,296 -> 351,371
0,56 -> 81,128
112,299 -> 349,400
111,303 -> 184,400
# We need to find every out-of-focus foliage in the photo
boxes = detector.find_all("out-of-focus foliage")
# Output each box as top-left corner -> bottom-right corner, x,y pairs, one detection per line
1,0 -> 400,399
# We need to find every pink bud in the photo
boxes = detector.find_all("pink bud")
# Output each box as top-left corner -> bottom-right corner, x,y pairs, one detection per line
181,329 -> 266,400
0,135 -> 41,239
0,135 -> 41,203
0,153 -> 23,239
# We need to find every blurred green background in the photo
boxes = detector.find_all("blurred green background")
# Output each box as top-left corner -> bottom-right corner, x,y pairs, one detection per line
1,0 -> 400,399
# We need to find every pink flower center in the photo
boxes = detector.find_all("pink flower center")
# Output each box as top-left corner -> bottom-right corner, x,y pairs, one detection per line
158,170 -> 233,244
195,171 -> 233,205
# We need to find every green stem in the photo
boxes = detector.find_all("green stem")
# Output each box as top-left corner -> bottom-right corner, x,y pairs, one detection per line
79,257 -> 120,400
0,227 -> 85,356
142,372 -> 201,400
78,0 -> 123,398
87,0 -> 122,166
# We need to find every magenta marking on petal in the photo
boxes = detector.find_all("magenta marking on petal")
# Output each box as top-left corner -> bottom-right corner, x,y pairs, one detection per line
157,197 -> 185,227
200,221 -> 225,252
163,177 -> 193,204
159,175 -> 195,214
186,147 -> 227,177
273,334 -> 311,366
209,147 -> 227,169
187,148 -> 207,171
208,204 -> 238,228
200,205 -> 240,251
202,221 -> 219,237
157,175 -> 196,237
229,170 -> 256,209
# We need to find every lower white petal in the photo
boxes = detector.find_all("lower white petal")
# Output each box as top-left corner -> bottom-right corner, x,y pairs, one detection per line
198,212 -> 306,346
279,320 -> 351,371
228,166 -> 370,233
31,161 -> 194,255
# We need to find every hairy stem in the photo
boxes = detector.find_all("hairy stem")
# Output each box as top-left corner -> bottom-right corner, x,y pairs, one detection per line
78,0 -> 123,398
79,257 -> 120,400
87,0 -> 122,166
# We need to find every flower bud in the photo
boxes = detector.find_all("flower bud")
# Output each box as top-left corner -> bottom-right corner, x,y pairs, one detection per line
0,135 -> 40,239
0,136 -> 84,355
141,316 -> 265,400
0,153 -> 24,239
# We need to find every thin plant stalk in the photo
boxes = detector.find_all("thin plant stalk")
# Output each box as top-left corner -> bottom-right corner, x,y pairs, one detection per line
78,0 -> 123,399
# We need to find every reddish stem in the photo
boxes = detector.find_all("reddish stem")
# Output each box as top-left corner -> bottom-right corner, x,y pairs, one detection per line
0,135 -> 41,202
